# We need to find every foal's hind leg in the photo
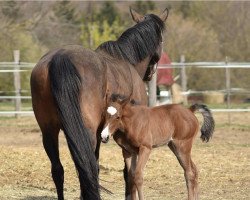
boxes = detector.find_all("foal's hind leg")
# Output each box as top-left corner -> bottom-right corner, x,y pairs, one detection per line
42,126 -> 64,200
168,140 -> 199,200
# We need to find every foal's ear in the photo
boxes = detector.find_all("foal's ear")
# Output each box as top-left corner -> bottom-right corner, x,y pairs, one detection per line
120,97 -> 131,108
159,8 -> 169,22
130,7 -> 144,23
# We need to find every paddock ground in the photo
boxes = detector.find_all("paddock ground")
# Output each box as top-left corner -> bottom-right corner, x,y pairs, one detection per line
0,112 -> 249,200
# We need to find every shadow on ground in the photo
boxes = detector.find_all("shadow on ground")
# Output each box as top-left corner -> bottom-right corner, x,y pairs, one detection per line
21,197 -> 57,200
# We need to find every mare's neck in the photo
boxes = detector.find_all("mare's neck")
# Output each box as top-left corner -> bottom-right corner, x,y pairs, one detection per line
133,57 -> 151,80
96,47 -> 151,81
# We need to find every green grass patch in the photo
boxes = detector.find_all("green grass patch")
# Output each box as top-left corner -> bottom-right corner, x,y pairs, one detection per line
0,101 -> 32,111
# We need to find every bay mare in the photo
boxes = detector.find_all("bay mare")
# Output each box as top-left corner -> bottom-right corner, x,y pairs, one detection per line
30,8 -> 168,200
101,94 -> 215,200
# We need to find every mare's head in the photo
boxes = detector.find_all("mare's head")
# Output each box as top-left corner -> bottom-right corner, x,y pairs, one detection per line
97,8 -> 169,81
130,8 -> 169,81
101,94 -> 132,143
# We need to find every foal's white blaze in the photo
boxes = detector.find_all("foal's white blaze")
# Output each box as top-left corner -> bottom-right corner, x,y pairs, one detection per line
101,125 -> 110,139
107,106 -> 117,116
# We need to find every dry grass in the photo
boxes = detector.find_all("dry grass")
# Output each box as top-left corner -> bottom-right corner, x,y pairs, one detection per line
0,113 -> 249,200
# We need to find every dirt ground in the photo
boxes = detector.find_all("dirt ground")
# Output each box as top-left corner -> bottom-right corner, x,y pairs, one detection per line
0,112 -> 249,200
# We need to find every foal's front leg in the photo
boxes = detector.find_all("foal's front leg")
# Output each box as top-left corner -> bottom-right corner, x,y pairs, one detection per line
134,146 -> 151,200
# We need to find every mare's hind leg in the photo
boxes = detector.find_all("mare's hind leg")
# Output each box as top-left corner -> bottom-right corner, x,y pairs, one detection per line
168,140 -> 199,200
42,126 -> 64,200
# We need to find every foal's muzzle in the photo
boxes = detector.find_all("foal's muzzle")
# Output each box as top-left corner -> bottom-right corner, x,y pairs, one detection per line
101,125 -> 110,143
101,135 -> 109,143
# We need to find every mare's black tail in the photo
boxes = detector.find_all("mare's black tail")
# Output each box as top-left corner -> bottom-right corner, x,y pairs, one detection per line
190,104 -> 215,142
49,51 -> 100,199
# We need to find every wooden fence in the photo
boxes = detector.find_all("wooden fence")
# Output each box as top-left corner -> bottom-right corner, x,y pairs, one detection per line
0,53 -> 250,117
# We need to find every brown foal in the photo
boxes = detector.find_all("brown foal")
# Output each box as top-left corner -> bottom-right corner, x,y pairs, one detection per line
101,95 -> 215,200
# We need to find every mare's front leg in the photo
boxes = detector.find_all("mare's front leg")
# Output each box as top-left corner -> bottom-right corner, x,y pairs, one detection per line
122,149 -> 137,200
113,132 -> 137,200
168,140 -> 199,200
95,127 -> 102,174
134,146 -> 151,200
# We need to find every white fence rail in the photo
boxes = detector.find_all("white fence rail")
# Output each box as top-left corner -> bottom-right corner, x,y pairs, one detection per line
0,57 -> 250,117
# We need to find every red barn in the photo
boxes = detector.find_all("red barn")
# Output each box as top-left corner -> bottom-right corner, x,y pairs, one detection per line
157,52 -> 173,86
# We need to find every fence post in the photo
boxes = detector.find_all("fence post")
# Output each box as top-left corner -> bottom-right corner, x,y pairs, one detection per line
180,55 -> 188,105
225,57 -> 231,125
148,64 -> 157,107
13,50 -> 21,118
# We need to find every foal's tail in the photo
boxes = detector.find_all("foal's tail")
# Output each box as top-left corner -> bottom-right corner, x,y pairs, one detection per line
49,51 -> 100,199
190,104 -> 215,142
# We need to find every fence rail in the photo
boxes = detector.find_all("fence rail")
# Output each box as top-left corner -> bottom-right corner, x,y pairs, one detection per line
0,59 -> 250,117
0,96 -> 31,99
0,111 -> 34,116
0,62 -> 36,68
1,109 -> 250,117
158,62 -> 250,68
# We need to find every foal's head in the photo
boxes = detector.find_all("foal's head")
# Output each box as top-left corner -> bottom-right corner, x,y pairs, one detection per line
101,94 -> 133,143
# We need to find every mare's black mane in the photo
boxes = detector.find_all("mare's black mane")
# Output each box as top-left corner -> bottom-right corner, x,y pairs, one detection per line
97,14 -> 165,65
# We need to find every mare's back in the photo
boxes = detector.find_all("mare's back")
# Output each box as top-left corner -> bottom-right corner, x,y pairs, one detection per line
33,45 -> 103,78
